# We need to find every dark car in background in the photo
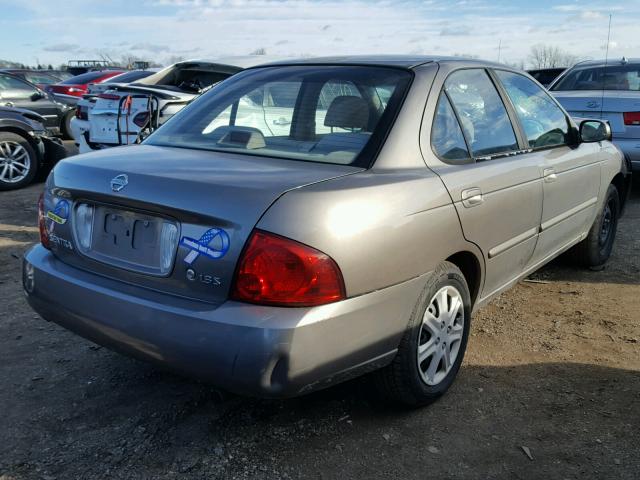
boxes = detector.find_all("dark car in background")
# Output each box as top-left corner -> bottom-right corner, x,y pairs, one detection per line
550,58 -> 640,171
45,70 -> 125,100
0,69 -> 66,89
527,67 -> 567,87
0,71 -> 75,138
0,106 -> 66,190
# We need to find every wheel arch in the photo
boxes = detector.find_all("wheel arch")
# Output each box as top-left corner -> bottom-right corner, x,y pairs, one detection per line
610,169 -> 631,217
0,127 -> 43,164
446,250 -> 482,307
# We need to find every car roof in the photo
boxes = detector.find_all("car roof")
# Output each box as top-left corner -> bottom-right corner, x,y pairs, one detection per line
250,55 -> 507,70
570,57 -> 640,68
178,55 -> 297,69
1,69 -> 57,74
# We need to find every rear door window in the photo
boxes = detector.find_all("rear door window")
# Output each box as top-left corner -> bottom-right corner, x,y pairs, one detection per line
431,93 -> 471,163
445,69 -> 519,158
496,70 -> 569,149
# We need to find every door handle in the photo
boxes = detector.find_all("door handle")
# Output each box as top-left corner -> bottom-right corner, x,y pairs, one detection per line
461,188 -> 484,208
543,168 -> 557,182
4,102 -> 13,107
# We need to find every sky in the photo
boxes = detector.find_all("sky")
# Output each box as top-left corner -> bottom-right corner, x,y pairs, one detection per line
0,0 -> 638,68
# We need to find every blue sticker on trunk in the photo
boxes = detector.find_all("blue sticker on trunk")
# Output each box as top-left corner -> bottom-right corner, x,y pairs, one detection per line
181,228 -> 230,264
47,199 -> 70,225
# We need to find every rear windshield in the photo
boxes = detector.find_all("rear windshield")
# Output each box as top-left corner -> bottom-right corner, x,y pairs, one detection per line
145,65 -> 412,167
61,71 -> 118,85
551,64 -> 640,91
104,70 -> 154,84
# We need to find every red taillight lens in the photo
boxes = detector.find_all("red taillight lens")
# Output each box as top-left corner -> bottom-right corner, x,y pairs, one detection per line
231,230 -> 345,307
133,112 -> 150,127
38,193 -> 50,250
98,93 -> 120,100
623,112 -> 640,126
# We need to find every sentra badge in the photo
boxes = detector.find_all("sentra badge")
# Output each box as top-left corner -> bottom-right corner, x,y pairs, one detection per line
181,228 -> 230,264
46,199 -> 70,225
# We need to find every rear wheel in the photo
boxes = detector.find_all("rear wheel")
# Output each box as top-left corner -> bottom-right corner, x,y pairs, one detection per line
0,132 -> 38,190
61,110 -> 74,140
374,261 -> 471,407
570,184 -> 619,268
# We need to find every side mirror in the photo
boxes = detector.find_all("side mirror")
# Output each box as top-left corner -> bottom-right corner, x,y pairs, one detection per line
31,91 -> 45,101
580,119 -> 612,143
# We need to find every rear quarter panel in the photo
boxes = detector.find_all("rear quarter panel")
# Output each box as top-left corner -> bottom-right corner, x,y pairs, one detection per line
257,169 -> 471,297
258,64 -> 483,298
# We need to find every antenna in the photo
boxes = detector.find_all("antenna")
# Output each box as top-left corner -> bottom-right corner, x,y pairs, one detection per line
497,39 -> 502,63
600,13 -> 612,119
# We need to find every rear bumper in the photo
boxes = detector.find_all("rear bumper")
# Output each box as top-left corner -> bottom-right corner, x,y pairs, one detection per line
612,137 -> 640,170
23,245 -> 423,397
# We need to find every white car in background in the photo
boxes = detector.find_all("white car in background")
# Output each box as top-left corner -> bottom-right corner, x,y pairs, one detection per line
70,69 -> 159,147
74,57 -> 289,153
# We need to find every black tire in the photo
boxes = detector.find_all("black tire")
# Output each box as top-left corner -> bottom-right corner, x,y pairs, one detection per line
61,110 -> 74,140
570,184 -> 620,268
0,131 -> 39,191
374,261 -> 471,407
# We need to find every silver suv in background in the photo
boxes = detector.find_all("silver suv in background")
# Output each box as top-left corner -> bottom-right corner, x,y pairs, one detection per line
550,57 -> 640,171
24,57 -> 629,406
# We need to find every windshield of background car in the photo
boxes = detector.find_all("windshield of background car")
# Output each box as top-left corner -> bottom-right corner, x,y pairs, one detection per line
145,65 -> 412,167
551,64 -> 640,91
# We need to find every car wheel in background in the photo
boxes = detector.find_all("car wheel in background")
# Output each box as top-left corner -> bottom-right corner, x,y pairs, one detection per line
0,132 -> 38,190
62,110 -> 74,140
570,184 -> 620,268
374,261 -> 471,407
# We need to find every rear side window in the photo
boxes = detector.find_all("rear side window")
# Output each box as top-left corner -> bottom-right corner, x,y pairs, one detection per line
0,74 -> 33,91
431,94 -> 470,163
24,72 -> 57,85
445,69 -> 518,157
496,70 -> 569,149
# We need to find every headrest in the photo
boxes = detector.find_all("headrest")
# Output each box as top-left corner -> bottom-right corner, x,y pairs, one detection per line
324,96 -> 368,129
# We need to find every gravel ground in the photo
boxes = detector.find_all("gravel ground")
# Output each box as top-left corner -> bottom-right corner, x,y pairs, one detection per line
1,144 -> 639,479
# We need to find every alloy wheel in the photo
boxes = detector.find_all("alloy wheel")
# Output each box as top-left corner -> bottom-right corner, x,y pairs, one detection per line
0,141 -> 31,184
417,285 -> 465,386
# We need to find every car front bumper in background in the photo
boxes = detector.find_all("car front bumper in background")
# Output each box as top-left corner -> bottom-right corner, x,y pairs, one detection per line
23,245 -> 423,397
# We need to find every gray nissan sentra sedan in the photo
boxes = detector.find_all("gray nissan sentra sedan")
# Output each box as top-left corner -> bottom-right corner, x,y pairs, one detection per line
23,56 -> 631,406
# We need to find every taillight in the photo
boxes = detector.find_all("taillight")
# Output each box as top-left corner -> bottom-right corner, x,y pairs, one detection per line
75,203 -> 94,250
231,230 -> 345,307
98,93 -> 120,100
133,112 -> 150,127
37,193 -> 50,250
623,112 -> 640,126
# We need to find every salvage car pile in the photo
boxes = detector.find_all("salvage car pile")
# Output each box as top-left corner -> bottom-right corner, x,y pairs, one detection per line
17,55 -> 632,407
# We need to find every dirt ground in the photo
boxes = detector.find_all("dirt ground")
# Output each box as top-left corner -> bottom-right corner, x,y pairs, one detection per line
1,145 -> 638,479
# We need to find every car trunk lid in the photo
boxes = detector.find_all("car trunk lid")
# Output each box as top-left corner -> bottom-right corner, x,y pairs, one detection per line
44,145 -> 362,304
552,90 -> 640,139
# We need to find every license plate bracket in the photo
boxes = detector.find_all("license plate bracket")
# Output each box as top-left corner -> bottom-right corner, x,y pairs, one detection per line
78,204 -> 177,276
